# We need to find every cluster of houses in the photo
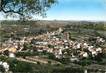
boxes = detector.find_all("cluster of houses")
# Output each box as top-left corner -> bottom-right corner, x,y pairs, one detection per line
30,28 -> 105,61
0,37 -> 29,58
0,28 -> 105,62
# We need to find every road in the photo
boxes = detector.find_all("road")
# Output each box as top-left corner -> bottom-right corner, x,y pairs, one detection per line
16,56 -> 61,65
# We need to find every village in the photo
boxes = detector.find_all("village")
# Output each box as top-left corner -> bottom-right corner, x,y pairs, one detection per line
0,27 -> 106,72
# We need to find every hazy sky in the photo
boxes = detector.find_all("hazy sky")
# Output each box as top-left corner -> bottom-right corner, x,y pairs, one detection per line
0,0 -> 106,21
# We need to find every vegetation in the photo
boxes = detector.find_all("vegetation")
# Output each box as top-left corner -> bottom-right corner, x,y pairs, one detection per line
16,50 -> 56,59
0,0 -> 57,19
0,56 -> 83,73
65,22 -> 106,31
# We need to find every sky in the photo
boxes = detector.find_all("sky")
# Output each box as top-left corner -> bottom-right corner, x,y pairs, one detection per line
41,0 -> 106,21
0,0 -> 106,21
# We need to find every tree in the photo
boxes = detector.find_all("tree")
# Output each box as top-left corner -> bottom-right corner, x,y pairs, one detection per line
0,0 -> 57,20
0,65 -> 5,72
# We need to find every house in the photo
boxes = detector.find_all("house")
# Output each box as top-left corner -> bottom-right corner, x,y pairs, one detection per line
9,53 -> 15,58
82,52 -> 88,58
